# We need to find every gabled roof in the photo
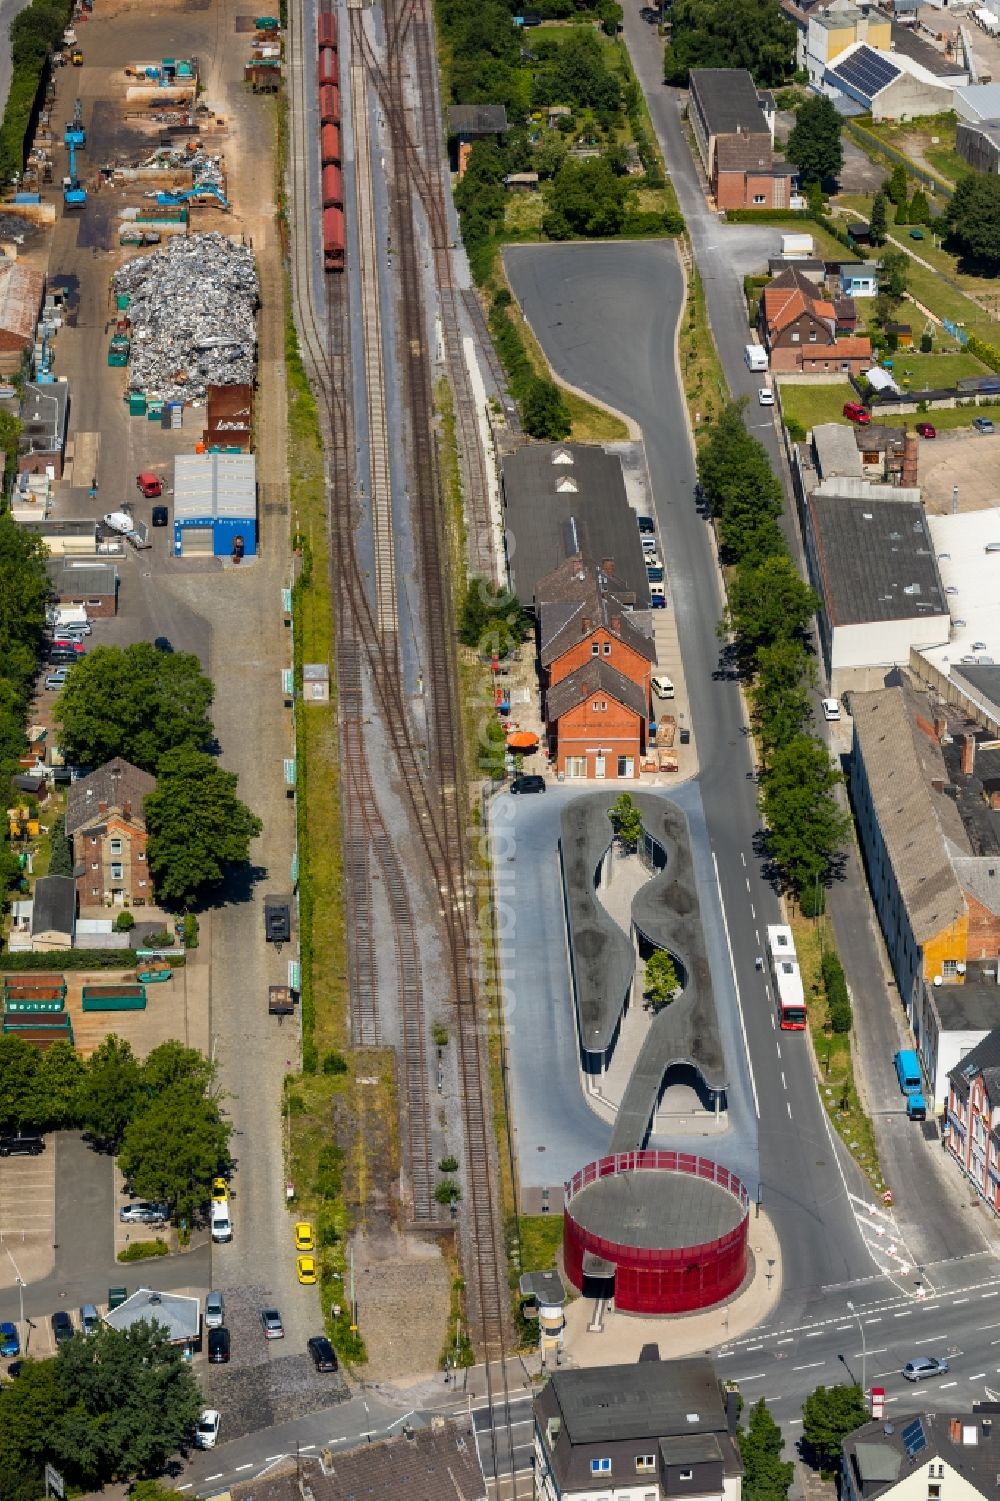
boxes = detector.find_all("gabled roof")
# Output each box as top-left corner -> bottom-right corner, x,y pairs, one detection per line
948,1025 -> 1000,1100
66,758 -> 157,836
716,137 -> 793,174
30,875 -> 75,937
762,278 -> 836,336
546,657 -> 648,723
843,1409 -> 1000,1501
227,1423 -> 486,1501
538,556 -> 656,668
104,1288 -> 200,1343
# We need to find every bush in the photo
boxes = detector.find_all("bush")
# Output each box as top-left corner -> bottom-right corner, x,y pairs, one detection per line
147,928 -> 175,948
315,1143 -> 344,1201
0,949 -> 177,971
316,1207 -> 340,1247
821,950 -> 852,1034
919,333 -> 933,354
438,1155 -> 459,1173
321,1050 -> 348,1075
785,417 -> 806,442
182,912 -> 199,949
115,911 -> 136,933
435,1179 -> 462,1204
117,1237 -> 169,1262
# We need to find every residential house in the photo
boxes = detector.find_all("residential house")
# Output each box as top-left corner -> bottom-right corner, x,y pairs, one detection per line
45,558 -> 119,618
947,1028 -> 1000,1215
715,136 -> 795,210
538,554 -> 656,780
687,69 -> 793,210
226,1423 -> 486,1501
30,874 -> 75,951
915,964 -> 1000,1109
835,262 -> 879,298
842,1406 -> 1000,1501
65,757 -> 157,911
760,266 -> 872,373
533,1354 -> 743,1501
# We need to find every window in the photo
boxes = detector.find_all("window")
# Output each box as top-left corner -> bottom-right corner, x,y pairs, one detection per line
603,642 -> 611,656
809,329 -> 817,341
791,331 -> 800,342
137,852 -> 145,862
943,959 -> 958,978
590,1459 -> 612,1475
680,1471 -> 694,1481
600,700 -> 607,711
91,836 -> 98,846
111,863 -> 124,882
110,838 -> 122,856
592,643 -> 600,656
593,701 -> 600,712
636,1456 -> 656,1473
928,1485 -> 941,1498
91,862 -> 99,871
753,193 -> 765,204
138,879 -> 146,888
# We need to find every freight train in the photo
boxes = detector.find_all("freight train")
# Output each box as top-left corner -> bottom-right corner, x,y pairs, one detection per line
317,9 -> 343,271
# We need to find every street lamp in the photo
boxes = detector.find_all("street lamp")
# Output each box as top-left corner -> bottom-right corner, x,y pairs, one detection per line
847,1299 -> 867,1402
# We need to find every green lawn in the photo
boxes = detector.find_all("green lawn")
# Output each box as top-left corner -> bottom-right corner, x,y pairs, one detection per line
779,381 -> 855,431
875,351 -> 987,387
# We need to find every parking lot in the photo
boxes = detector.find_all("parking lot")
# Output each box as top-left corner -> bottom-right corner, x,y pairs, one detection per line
913,426 -> 1000,514
0,1145 -> 56,1289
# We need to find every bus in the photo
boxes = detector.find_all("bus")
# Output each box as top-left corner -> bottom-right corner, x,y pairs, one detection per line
766,924 -> 806,1030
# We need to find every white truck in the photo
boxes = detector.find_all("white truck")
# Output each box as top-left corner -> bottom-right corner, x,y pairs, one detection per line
745,344 -> 768,372
780,232 -> 814,259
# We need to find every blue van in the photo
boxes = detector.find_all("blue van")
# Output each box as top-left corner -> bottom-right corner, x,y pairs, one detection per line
894,1049 -> 927,1121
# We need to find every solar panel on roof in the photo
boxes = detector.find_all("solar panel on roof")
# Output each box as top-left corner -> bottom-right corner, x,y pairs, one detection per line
901,1418 -> 927,1458
832,45 -> 901,100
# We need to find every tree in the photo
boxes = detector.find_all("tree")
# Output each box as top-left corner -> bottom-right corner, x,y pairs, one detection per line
47,814 -> 72,877
522,378 -> 572,440
542,157 -> 632,240
886,162 -> 908,207
141,1039 -> 216,1101
663,0 -> 795,86
908,189 -> 929,225
78,1035 -> 143,1149
596,0 -> 623,33
802,1383 -> 868,1474
38,1042 -> 85,1129
869,190 -> 888,247
758,734 -> 850,899
786,94 -> 843,185
144,746 -> 262,907
0,513 -> 51,705
0,1356 -> 64,1501
879,246 -> 909,303
458,577 -> 529,655
0,1034 -> 40,1129
645,948 -> 679,1010
119,1085 -> 230,1225
697,403 -> 785,563
609,791 -> 644,849
533,130 -> 568,180
740,1398 -> 793,1501
751,638 -> 814,763
55,1322 -> 201,1483
54,643 -> 214,773
725,556 -> 819,670
945,172 -> 1000,268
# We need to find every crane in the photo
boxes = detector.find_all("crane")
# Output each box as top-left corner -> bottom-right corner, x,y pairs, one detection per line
63,140 -> 86,208
64,99 -> 84,149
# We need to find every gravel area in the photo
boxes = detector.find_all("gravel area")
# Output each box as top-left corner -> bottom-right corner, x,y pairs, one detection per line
350,1229 -> 451,1382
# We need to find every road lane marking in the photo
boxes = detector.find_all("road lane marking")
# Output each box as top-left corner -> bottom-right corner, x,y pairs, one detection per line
777,1338 -> 793,1345
866,1317 -> 883,1324
836,1324 -> 852,1332
235,1464 -> 253,1472
714,850 -> 759,1119
177,1487 -> 192,1492
939,1382 -> 958,1389
859,1348 -> 888,1356
265,1456 -> 286,1462
734,1373 -> 766,1381
970,1372 -> 986,1379
953,1298 -> 970,1305
893,1310 -> 913,1317
301,1445 -> 317,1452
747,1344 -> 763,1351
204,1475 -> 223,1482
806,1330 -> 823,1337
792,1362 -> 826,1371
781,1072 -> 787,1090
787,1101 -> 792,1117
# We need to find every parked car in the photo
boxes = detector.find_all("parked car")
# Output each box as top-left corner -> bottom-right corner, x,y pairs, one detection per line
51,1310 -> 73,1345
204,1291 -> 225,1329
195,1409 -> 221,1449
758,387 -> 774,406
915,421 -> 936,439
821,697 -> 841,722
296,1255 -> 318,1285
307,1335 -> 338,1372
207,1327 -> 231,1364
211,1177 -> 229,1203
649,594 -> 667,609
119,1201 -> 168,1224
0,1322 -> 20,1357
151,505 -> 168,527
636,514 -> 655,534
903,1356 -> 949,1381
49,646 -> 84,665
136,471 -> 163,498
295,1221 -> 315,1252
49,636 -> 85,653
843,401 -> 870,425
260,1307 -> 284,1339
974,417 -> 995,434
0,1132 -> 44,1157
79,1304 -> 99,1336
909,228 -> 925,240
44,671 -> 70,691
54,619 -> 90,635
103,511 -> 135,535
510,775 -> 545,795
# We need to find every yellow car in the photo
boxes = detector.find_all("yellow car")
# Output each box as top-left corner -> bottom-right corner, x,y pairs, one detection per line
294,1221 -> 314,1252
211,1177 -> 229,1203
296,1255 -> 317,1285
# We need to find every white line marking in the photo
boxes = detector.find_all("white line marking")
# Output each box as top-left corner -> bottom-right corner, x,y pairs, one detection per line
300,1445 -> 317,1452
235,1464 -> 253,1472
970,1372 -> 986,1380
939,1381 -> 958,1390
893,1310 -> 913,1318
953,1298 -> 970,1306
750,904 -> 756,919
177,1487 -> 192,1492
788,1419 -> 802,1426
781,1072 -> 787,1090
204,1475 -> 223,1482
792,1362 -> 826,1371
866,1317 -> 883,1324
912,1334 -> 947,1345
836,1325 -> 852,1332
982,1293 -> 1000,1299
806,1330 -> 823,1338
265,1456 -> 286,1463
787,1101 -> 793,1117
715,850 -> 759,1119
734,1373 -> 766,1381
742,851 -> 747,866
387,1409 -> 417,1430
747,1344 -> 763,1351
777,1338 -> 794,1345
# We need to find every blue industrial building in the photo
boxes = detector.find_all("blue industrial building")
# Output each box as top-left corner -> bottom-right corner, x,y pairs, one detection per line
173,452 -> 257,558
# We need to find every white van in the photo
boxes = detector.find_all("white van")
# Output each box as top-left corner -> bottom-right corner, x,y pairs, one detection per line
745,344 -> 768,372
210,1201 -> 232,1243
652,675 -> 675,700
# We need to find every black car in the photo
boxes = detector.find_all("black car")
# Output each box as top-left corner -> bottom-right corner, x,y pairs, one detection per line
0,1132 -> 44,1157
207,1327 -> 231,1364
510,775 -> 545,795
51,1311 -> 73,1345
48,646 -> 82,664
307,1336 -> 338,1372
637,514 -> 655,534
151,505 -> 168,527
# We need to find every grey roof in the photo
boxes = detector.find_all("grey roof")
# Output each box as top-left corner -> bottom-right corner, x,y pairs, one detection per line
30,875 -> 75,937
930,980 -> 1000,1033
446,104 -> 507,135
661,1433 -> 726,1466
852,688 -> 967,944
46,558 -> 119,598
173,452 -> 256,522
519,1269 -> 566,1305
807,493 -> 948,627
952,664 -> 1000,725
103,1288 -> 200,1343
228,1423 -> 486,1501
569,1164 -> 743,1249
716,137 -> 792,173
20,380 -> 68,452
956,82 -> 1000,121
501,443 -> 650,607
948,1027 -> 1000,1101
857,423 -> 906,453
540,1357 -> 732,1446
890,22 -> 966,77
813,422 -> 863,480
689,69 -> 769,137
66,758 -> 157,836
538,557 -> 656,666
844,1409 -> 1000,1501
546,657 -> 648,725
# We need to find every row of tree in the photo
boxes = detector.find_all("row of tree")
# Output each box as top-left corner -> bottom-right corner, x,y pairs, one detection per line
0,1323 -> 201,1501
0,0 -> 72,184
738,1383 -> 868,1501
0,1034 -> 231,1224
0,514 -> 50,909
699,403 -> 849,911
51,642 -> 261,907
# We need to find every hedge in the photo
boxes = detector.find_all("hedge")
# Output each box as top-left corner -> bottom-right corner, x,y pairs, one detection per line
821,949 -> 852,1035
0,0 -> 73,185
966,334 -> 1000,375
0,949 -> 184,971
117,1238 -> 169,1262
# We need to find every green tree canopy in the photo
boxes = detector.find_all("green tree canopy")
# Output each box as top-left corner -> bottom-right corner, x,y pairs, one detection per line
458,577 -> 529,656
54,642 -> 215,773
37,1041 -> 85,1129
945,172 -> 1000,268
0,1034 -> 40,1129
879,246 -> 909,302
869,190 -> 888,246
645,948 -> 680,1010
542,156 -> 633,240
751,638 -> 815,764
886,163 -> 908,207
740,1398 -> 793,1501
908,189 -> 929,225
802,1382 -> 868,1474
140,1039 -> 216,1101
725,556 -> 819,670
119,1085 -> 230,1225
0,514 -> 51,705
758,733 -> 850,898
786,94 -> 843,185
0,1355 -> 64,1501
77,1034 -> 143,1148
664,0 -> 795,86
522,378 -> 572,440
697,402 -> 784,563
531,27 -> 622,114
609,791 -> 644,849
144,745 -> 262,907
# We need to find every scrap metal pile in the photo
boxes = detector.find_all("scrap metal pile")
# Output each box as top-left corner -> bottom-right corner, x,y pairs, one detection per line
112,233 -> 257,403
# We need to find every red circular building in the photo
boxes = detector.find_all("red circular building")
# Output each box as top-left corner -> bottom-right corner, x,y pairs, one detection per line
563,1150 -> 750,1314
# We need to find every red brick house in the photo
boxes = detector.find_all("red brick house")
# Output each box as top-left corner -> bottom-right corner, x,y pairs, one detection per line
946,1029 -> 1000,1219
760,267 -> 871,374
65,757 -> 157,911
537,555 -> 656,780
715,135 -> 795,211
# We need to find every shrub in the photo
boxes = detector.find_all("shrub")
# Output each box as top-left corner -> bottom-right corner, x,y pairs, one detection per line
438,1155 -> 459,1173
322,1050 -> 348,1075
785,417 -> 806,442
316,1207 -> 340,1247
821,950 -> 852,1034
919,332 -> 933,354
435,1179 -> 462,1204
115,910 -> 136,933
315,1143 -> 344,1201
182,912 -> 199,949
117,1238 -> 169,1262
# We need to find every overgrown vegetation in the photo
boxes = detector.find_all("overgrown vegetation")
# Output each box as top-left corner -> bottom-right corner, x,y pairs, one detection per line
0,0 -> 72,185
663,0 -> 795,85
0,515 -> 51,921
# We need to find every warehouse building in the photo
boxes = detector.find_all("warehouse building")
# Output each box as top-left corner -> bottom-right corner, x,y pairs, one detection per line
0,260 -> 44,372
821,41 -> 962,120
173,452 -> 257,558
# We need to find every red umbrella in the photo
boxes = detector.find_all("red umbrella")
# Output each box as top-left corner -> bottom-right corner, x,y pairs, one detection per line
507,731 -> 539,751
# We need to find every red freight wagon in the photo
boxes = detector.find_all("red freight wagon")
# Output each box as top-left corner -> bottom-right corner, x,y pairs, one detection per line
317,47 -> 338,87
319,84 -> 340,123
320,121 -> 341,165
322,163 -> 344,208
317,10 -> 338,50
323,206 -> 345,272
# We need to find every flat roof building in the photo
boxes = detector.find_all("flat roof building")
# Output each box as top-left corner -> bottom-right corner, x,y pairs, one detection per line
173,451 -> 257,558
46,558 -> 119,617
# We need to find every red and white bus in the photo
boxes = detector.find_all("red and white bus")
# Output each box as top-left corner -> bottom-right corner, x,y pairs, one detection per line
767,924 -> 806,1030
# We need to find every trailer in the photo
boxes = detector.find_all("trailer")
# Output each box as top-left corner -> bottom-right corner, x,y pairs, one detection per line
268,983 -> 296,1016
264,894 -> 292,944
3,974 -> 67,1002
136,961 -> 173,984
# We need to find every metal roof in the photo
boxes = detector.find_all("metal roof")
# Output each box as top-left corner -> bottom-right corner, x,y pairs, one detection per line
173,451 -> 256,521
104,1288 -> 200,1343
807,492 -> 948,627
829,44 -> 901,102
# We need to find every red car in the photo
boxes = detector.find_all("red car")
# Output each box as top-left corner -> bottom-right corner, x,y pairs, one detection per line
916,421 -> 937,439
843,401 -> 871,425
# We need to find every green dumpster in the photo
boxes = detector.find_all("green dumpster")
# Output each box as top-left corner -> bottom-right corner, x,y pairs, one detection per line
128,392 -> 147,416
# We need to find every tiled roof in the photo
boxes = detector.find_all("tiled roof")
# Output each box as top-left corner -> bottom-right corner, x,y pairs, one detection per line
546,657 -> 648,723
538,556 -> 655,667
65,758 -> 157,836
